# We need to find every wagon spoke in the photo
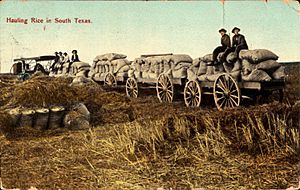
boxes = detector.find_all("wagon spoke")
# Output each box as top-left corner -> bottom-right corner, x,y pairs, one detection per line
216,84 -> 226,92
231,94 -> 239,99
216,91 -> 224,95
229,97 -> 239,106
219,78 -> 227,91
216,96 -> 225,102
228,99 -> 234,108
219,99 -> 226,108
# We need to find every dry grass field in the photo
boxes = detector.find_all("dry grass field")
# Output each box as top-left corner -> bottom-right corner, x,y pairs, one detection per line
0,63 -> 299,189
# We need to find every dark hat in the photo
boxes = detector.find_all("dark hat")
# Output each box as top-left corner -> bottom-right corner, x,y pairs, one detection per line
64,52 -> 67,55
232,27 -> 240,33
219,28 -> 227,33
54,52 -> 58,54
72,50 -> 77,53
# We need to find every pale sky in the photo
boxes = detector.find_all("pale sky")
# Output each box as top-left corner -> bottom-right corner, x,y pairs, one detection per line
0,0 -> 299,72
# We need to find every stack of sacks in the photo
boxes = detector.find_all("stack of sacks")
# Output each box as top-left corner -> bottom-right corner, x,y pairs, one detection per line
187,54 -> 225,81
128,58 -> 145,78
163,54 -> 193,78
90,53 -> 130,81
240,49 -> 285,81
70,61 -> 93,85
143,56 -> 165,79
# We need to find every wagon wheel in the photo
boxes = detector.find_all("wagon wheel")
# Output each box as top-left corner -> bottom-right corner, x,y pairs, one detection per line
126,78 -> 138,98
156,74 -> 173,103
184,80 -> 201,107
104,73 -> 117,86
213,73 -> 241,110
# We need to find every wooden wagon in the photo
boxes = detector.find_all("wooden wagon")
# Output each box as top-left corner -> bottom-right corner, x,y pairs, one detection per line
91,57 -> 131,87
126,58 -> 285,110
125,53 -> 192,102
183,74 -> 285,110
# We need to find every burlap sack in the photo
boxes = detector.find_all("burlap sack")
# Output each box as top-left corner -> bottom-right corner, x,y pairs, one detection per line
72,62 -> 90,69
232,60 -> 242,72
118,65 -> 131,73
192,57 -> 201,67
187,68 -> 197,81
48,106 -> 65,129
226,52 -> 237,64
172,67 -> 188,78
94,53 -> 127,62
174,62 -> 192,70
198,74 -> 208,81
241,59 -> 256,76
141,62 -> 150,72
19,110 -> 35,128
163,54 -> 193,64
202,54 -> 213,62
206,65 -> 214,75
206,74 -> 220,82
198,61 -> 208,75
272,66 -> 286,80
34,108 -> 49,130
256,60 -> 281,73
242,69 -> 272,81
142,71 -> 149,79
239,49 -> 279,63
230,70 -> 241,81
111,59 -> 130,73
8,108 -> 21,127
76,70 -> 87,77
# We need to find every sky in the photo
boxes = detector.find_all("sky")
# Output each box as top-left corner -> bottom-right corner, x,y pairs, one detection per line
0,0 -> 299,72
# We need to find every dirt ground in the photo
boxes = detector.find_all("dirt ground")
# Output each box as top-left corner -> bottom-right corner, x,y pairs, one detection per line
0,63 -> 299,189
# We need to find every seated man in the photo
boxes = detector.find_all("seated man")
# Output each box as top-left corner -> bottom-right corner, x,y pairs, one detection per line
50,52 -> 59,73
212,28 -> 231,65
68,50 -> 80,73
224,27 -> 248,59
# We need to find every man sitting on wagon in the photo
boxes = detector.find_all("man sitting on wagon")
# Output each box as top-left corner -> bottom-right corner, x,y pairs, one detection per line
50,52 -> 59,73
227,27 -> 248,58
212,28 -> 231,66
67,50 -> 80,73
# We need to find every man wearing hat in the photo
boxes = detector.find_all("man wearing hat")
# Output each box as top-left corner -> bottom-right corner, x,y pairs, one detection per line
231,27 -> 248,57
212,28 -> 231,65
68,50 -> 80,73
50,52 -> 59,73
71,50 -> 80,63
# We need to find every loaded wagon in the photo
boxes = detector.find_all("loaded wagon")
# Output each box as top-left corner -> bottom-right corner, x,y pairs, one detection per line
125,49 -> 286,110
125,53 -> 193,102
89,53 -> 131,86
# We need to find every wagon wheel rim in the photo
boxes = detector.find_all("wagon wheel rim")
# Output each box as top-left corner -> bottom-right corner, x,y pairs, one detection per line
156,74 -> 173,103
184,80 -> 201,107
213,73 -> 240,110
126,78 -> 138,98
104,73 -> 117,86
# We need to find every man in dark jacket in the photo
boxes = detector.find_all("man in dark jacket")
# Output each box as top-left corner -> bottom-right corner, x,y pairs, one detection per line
212,28 -> 231,65
231,27 -> 248,57
71,50 -> 80,62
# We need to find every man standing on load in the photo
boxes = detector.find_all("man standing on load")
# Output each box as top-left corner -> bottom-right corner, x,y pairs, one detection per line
230,27 -> 248,58
212,28 -> 231,65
